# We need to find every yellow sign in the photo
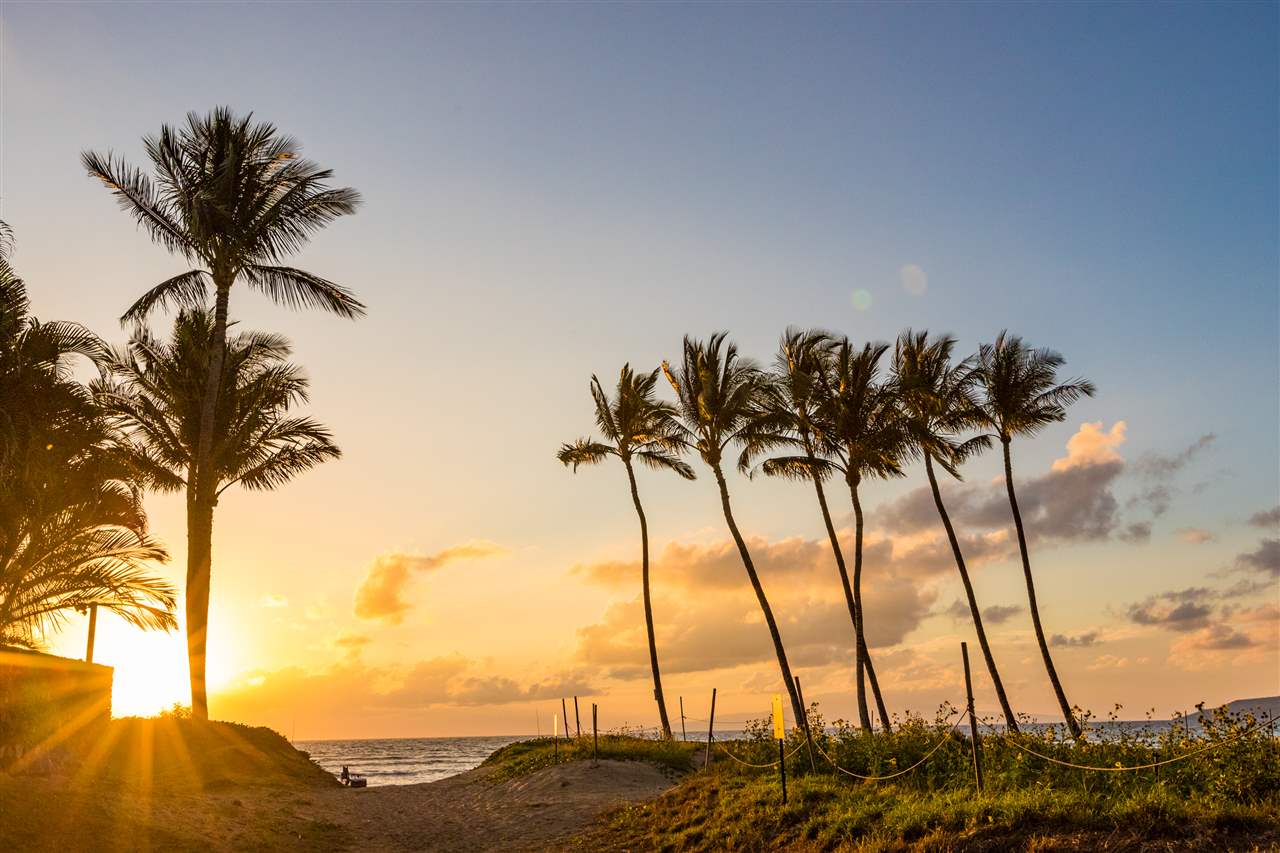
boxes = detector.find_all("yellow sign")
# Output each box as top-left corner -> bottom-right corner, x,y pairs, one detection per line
771,694 -> 785,740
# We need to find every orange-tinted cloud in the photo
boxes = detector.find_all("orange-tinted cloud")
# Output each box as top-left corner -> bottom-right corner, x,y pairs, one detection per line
1052,421 -> 1127,471
354,541 -> 507,623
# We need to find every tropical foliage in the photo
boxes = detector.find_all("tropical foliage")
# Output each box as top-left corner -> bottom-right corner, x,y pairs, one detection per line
83,108 -> 361,718
0,225 -> 175,647
95,309 -> 340,710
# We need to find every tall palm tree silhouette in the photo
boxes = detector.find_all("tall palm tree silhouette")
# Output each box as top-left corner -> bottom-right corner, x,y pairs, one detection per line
662,333 -> 804,722
809,338 -> 910,732
83,108 -> 362,718
96,309 -> 341,717
757,329 -> 891,731
557,365 -> 694,740
892,329 -> 1019,732
976,331 -> 1095,740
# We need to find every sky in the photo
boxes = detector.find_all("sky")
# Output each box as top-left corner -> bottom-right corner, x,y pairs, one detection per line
1,1 -> 1276,739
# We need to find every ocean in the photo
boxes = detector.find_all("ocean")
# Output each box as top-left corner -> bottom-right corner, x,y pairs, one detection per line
296,730 -> 746,787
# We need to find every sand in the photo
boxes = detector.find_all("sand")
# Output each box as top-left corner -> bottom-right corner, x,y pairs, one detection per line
1,757 -> 673,852
309,759 -> 673,852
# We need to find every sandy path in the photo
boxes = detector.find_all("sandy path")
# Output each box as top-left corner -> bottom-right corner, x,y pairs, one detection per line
306,759 -> 673,852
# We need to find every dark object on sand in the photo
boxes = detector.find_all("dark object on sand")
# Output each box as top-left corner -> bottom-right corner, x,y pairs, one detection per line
340,765 -> 367,788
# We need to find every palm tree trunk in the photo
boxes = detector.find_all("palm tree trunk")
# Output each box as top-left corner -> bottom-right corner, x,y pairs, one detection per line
1001,438 -> 1082,739
810,468 -> 891,732
185,485 -> 214,720
624,460 -> 673,740
712,464 -> 804,723
924,453 -> 1019,733
845,475 -> 876,732
187,275 -> 230,721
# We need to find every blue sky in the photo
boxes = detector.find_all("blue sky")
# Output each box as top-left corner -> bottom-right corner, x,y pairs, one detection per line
2,2 -> 1276,735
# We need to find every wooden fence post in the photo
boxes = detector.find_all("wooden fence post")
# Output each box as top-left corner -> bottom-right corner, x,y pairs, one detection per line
704,688 -> 717,768
574,696 -> 581,738
680,696 -> 687,742
962,642 -> 984,794
592,703 -> 599,765
561,697 -> 570,742
795,676 -> 816,772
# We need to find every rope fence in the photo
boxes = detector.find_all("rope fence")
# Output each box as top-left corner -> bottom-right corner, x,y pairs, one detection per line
713,737 -> 807,769
812,709 -> 964,782
1003,716 -> 1274,773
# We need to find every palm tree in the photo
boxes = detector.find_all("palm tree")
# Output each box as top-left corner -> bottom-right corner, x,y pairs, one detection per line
661,334 -> 805,722
557,365 -> 695,740
95,309 -> 341,717
809,338 -> 911,732
975,331 -> 1095,740
83,108 -> 362,718
892,330 -> 1019,732
0,229 -> 176,647
757,329 -> 892,732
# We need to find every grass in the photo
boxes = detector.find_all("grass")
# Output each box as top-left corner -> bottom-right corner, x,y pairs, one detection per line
568,704 -> 1280,852
480,732 -> 696,783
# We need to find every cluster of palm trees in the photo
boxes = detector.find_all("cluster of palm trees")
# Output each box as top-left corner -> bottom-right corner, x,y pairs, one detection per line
0,108 -> 360,721
559,328 -> 1094,740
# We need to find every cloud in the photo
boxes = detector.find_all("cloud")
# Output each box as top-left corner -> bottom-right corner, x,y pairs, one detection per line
1051,631 -> 1099,647
1120,522 -> 1152,543
332,633 -> 371,660
1087,655 -> 1130,671
1051,421 -> 1126,471
1175,528 -> 1215,545
1127,589 -> 1214,632
354,541 -> 506,624
1128,434 -> 1215,516
982,604 -> 1021,624
571,532 -> 937,680
1237,538 -> 1279,577
1168,603 -> 1278,670
216,653 -> 596,720
877,422 -> 1129,547
260,594 -> 289,609
1247,506 -> 1280,529
898,263 -> 928,296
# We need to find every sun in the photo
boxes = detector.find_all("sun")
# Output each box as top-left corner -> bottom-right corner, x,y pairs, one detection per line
49,607 -> 246,718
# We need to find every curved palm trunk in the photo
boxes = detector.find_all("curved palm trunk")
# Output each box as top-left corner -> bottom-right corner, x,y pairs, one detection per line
187,276 -> 230,721
624,461 -> 673,740
1001,439 -> 1082,740
810,467 -> 891,732
712,464 -> 804,723
845,476 -> 879,732
924,454 -> 1019,733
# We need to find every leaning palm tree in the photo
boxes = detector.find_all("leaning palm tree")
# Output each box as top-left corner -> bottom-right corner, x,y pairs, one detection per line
95,309 -> 341,717
975,331 -> 1095,740
662,333 -> 804,722
557,365 -> 695,740
757,329 -> 892,731
84,108 -> 361,718
0,236 -> 176,647
809,338 -> 912,732
892,329 -> 1019,732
